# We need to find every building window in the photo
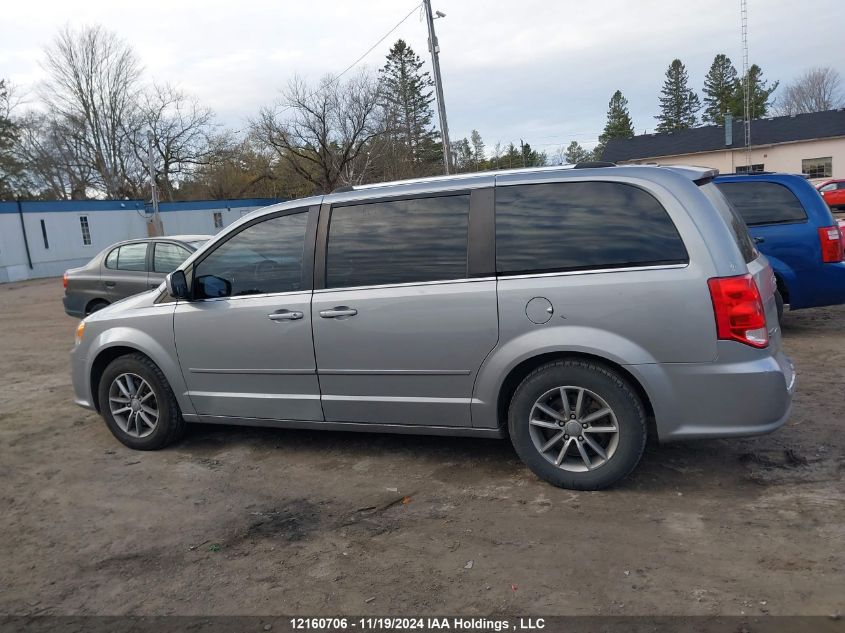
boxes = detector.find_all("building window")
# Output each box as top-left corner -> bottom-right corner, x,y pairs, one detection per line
213,211 -> 223,229
79,215 -> 92,245
736,163 -> 765,174
40,220 -> 49,249
802,157 -> 832,179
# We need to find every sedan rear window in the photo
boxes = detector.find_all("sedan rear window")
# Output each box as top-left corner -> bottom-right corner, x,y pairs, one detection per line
716,181 -> 807,226
104,243 -> 148,272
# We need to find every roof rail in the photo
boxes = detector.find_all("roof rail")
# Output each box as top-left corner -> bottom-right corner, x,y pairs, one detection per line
332,185 -> 355,193
573,161 -> 616,169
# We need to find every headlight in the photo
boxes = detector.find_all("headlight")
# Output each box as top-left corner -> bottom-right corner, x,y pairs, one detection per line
75,321 -> 85,345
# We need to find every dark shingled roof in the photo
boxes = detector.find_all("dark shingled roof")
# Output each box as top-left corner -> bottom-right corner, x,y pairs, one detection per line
601,109 -> 845,162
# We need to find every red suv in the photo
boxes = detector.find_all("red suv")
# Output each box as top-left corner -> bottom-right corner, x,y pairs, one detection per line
818,179 -> 845,210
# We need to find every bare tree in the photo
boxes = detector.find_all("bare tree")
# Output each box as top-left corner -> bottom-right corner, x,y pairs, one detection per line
776,67 -> 844,116
41,25 -> 144,198
252,71 -> 384,193
13,111 -> 95,199
131,83 -> 217,200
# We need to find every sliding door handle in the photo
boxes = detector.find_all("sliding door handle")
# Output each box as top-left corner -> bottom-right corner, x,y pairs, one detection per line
319,306 -> 357,319
268,310 -> 303,321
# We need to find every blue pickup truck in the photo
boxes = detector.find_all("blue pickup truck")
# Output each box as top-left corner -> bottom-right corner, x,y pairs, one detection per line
715,172 -> 845,319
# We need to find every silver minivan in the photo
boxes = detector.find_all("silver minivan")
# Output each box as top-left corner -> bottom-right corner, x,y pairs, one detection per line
70,165 -> 796,489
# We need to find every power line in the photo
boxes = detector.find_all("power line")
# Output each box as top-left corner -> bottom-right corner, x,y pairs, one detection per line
327,2 -> 422,89
270,2 -> 421,118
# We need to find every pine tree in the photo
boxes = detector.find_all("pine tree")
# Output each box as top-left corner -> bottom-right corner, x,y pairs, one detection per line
595,90 -> 635,159
378,39 -> 441,177
598,90 -> 635,144
702,54 -> 739,125
563,141 -> 591,164
731,64 -> 778,120
469,129 -> 485,170
655,59 -> 701,132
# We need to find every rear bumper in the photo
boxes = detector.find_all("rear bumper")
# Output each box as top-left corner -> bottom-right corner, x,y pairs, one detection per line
63,293 -> 86,319
784,262 -> 845,309
632,348 -> 796,441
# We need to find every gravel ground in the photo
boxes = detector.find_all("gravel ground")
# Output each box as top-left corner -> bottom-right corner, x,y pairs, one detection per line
0,277 -> 843,616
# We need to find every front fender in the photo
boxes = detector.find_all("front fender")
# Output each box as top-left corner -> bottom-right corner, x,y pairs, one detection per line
470,325 -> 658,429
85,324 -> 195,416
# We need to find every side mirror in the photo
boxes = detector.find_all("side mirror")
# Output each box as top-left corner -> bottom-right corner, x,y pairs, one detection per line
166,269 -> 191,300
195,274 -> 232,299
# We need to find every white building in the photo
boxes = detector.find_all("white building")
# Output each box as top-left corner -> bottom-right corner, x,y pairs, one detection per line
602,109 -> 845,183
0,198 -> 282,283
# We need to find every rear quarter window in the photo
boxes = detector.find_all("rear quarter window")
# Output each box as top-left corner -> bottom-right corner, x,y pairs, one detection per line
716,181 -> 807,226
700,183 -> 758,264
495,181 -> 688,275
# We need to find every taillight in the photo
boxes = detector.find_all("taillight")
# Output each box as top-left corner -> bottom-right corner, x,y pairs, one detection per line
62,271 -> 68,289
708,274 -> 768,348
818,225 -> 843,263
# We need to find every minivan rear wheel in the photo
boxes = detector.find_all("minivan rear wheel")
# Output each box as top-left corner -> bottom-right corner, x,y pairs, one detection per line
508,360 -> 647,490
98,353 -> 186,450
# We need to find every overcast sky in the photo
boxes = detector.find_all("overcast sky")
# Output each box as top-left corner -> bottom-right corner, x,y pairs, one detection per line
2,0 -> 844,155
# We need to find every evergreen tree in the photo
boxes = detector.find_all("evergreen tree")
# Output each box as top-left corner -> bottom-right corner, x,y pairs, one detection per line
378,39 -> 441,177
470,129 -> 485,170
655,59 -> 701,132
496,142 -> 544,169
731,64 -> 778,120
595,90 -> 635,159
599,90 -> 635,144
702,54 -> 739,125
563,141 -> 591,164
453,137 -> 473,172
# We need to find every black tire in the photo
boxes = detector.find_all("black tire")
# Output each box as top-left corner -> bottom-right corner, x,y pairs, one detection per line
774,289 -> 784,325
98,353 -> 186,450
86,299 -> 109,315
507,360 -> 647,490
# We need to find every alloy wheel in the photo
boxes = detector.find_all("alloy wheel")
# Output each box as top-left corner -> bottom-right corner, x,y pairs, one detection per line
108,373 -> 159,438
528,386 -> 619,472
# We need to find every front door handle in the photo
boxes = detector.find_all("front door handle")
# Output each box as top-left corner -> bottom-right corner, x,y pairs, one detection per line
268,309 -> 304,322
319,306 -> 358,319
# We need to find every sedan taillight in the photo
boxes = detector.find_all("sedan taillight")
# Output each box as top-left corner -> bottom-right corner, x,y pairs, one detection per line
62,271 -> 68,289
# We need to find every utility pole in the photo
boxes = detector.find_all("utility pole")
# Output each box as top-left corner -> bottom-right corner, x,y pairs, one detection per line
423,0 -> 453,175
147,130 -> 164,236
520,139 -> 526,167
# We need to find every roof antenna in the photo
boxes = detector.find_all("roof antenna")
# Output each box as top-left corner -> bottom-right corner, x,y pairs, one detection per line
741,0 -> 751,168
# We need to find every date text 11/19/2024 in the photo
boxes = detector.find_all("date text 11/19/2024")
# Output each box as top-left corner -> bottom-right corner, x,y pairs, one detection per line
290,618 -> 546,631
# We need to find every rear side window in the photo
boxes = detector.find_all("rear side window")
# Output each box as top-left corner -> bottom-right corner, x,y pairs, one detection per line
716,181 -> 807,226
326,195 -> 469,288
700,183 -> 758,264
495,181 -> 688,275
105,243 -> 148,271
153,242 -> 191,273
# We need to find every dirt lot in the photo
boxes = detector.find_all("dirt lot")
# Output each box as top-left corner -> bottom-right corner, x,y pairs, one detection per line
0,277 -> 843,616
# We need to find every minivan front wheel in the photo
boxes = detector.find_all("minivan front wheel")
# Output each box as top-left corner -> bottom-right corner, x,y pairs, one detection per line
508,360 -> 647,490
98,353 -> 186,450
